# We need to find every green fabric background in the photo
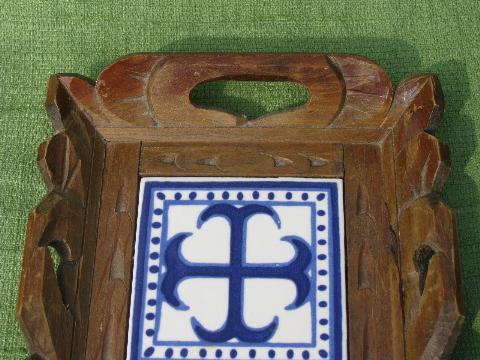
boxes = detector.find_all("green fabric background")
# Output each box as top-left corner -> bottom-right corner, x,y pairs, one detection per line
1,1 -> 479,358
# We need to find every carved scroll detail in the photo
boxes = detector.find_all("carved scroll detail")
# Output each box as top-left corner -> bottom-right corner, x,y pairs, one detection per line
388,75 -> 464,359
327,54 -> 393,128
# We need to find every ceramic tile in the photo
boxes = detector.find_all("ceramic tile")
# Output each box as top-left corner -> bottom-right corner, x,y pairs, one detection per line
127,178 -> 346,360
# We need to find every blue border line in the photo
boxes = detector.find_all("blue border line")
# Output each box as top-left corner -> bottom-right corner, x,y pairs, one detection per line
152,200 -> 317,348
329,185 -> 341,360
130,182 -> 155,360
129,180 -> 343,360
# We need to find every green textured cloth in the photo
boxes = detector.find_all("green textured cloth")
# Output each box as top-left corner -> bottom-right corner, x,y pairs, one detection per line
1,1 -> 479,358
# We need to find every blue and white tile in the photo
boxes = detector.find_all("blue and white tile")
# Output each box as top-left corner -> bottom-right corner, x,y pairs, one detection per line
127,177 -> 346,360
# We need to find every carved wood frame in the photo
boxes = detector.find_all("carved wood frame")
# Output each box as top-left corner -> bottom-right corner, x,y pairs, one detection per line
16,54 -> 464,360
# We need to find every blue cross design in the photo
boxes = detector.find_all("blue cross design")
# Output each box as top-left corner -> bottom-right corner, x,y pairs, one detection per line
161,203 -> 312,343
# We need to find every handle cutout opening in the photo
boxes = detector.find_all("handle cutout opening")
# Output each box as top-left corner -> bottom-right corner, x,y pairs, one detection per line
190,80 -> 310,120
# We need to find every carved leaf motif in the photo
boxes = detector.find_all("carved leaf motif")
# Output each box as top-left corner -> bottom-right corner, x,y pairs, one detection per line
384,75 -> 444,153
270,154 -> 293,167
37,133 -> 84,205
396,132 -> 450,210
197,156 -> 220,168
298,153 -> 329,168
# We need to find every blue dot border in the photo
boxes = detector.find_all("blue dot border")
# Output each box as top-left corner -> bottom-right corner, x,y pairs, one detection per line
129,179 -> 344,360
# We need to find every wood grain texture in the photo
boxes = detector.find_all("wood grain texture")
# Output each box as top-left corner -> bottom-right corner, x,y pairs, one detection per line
70,132 -> 106,359
17,54 -> 463,360
99,127 -> 386,144
84,142 -> 140,360
141,143 -> 343,177
344,142 -> 404,360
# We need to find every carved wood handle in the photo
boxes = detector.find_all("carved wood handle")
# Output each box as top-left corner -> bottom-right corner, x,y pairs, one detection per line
59,53 -> 393,128
141,54 -> 344,127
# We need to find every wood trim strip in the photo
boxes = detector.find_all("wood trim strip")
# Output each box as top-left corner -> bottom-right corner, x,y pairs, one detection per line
84,142 -> 140,359
98,127 -> 387,144
140,143 -> 344,178
343,142 -> 404,360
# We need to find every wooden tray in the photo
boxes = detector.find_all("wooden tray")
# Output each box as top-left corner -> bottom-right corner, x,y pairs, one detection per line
16,54 -> 464,360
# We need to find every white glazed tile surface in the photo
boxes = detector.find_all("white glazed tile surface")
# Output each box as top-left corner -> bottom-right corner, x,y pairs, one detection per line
127,177 -> 346,360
